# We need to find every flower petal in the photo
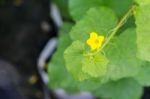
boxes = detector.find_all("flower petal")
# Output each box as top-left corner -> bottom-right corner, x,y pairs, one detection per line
90,32 -> 98,38
91,44 -> 98,50
87,32 -> 105,50
98,36 -> 105,42
86,39 -> 92,45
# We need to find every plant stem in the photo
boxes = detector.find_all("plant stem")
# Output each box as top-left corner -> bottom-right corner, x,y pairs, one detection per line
95,5 -> 136,54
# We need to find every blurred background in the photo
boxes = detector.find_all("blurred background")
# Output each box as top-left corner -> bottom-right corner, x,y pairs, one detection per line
0,0 -> 57,99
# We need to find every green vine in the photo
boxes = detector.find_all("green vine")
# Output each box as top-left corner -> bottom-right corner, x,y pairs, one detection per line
95,5 -> 137,55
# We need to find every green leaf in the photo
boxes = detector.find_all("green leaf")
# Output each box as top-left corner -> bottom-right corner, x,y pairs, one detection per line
69,0 -> 133,21
48,34 -> 72,88
135,3 -> 150,62
97,78 -> 143,99
48,23 -> 75,90
135,0 -> 150,6
82,53 -> 108,78
69,0 -> 104,21
58,22 -> 73,36
104,0 -> 133,17
103,28 -> 143,81
64,41 -> 89,81
135,62 -> 150,86
70,7 -> 118,42
48,33 -> 100,92
64,40 -> 109,80
49,25 -> 104,90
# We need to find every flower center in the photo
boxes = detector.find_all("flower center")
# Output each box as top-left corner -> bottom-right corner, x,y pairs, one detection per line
95,39 -> 99,44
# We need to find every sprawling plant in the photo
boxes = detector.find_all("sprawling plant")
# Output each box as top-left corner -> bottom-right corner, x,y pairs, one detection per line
48,0 -> 150,99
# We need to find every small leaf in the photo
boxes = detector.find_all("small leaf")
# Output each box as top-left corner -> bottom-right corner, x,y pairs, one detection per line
64,41 -> 89,81
82,53 -> 108,77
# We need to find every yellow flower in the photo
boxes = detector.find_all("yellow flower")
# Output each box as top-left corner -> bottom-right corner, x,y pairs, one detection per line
86,32 -> 104,50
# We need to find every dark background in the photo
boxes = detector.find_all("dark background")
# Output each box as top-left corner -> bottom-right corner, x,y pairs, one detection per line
0,0 -> 57,99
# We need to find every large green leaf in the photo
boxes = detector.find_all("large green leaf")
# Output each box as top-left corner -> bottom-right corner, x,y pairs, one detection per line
135,2 -> 150,62
48,29 -> 102,92
49,23 -> 104,91
67,7 -> 143,82
69,0 -> 104,21
135,62 -> 150,86
69,0 -> 133,21
64,28 -> 143,82
48,27 -> 99,92
49,39 -> 104,91
64,40 -> 109,80
70,7 -> 118,42
97,78 -> 143,99
102,28 -> 143,81
103,0 -> 133,17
